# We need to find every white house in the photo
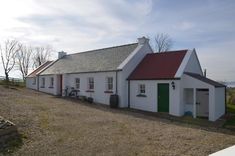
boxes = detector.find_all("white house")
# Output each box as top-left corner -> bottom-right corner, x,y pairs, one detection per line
26,37 -> 226,121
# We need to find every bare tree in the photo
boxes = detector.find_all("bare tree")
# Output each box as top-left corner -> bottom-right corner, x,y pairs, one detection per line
33,45 -> 52,68
154,33 -> 173,52
16,44 -> 33,80
0,39 -> 20,83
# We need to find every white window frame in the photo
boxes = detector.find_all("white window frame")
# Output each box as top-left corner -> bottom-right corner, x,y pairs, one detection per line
139,84 -> 145,94
106,77 -> 113,91
88,77 -> 94,90
75,78 -> 80,89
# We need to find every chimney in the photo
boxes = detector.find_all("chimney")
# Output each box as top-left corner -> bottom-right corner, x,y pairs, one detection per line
204,69 -> 207,77
138,36 -> 149,45
58,51 -> 66,59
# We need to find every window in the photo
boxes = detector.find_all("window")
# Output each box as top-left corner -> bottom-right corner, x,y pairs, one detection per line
41,78 -> 45,88
139,84 -> 145,94
88,77 -> 94,90
75,78 -> 80,89
50,77 -> 54,88
32,77 -> 36,85
106,77 -> 113,91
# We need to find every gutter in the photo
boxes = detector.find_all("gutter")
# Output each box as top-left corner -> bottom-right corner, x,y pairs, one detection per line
40,69 -> 122,76
127,78 -> 181,81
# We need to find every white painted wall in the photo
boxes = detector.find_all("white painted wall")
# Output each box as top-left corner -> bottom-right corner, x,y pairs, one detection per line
129,80 -> 181,116
214,87 -> 225,120
183,88 -> 193,113
118,42 -> 153,107
38,75 -> 58,95
130,80 -> 157,112
26,77 -> 37,90
65,72 -> 116,105
184,51 -> 203,75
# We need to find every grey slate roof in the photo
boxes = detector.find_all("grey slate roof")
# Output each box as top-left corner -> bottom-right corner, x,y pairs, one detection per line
40,43 -> 138,75
184,72 -> 226,88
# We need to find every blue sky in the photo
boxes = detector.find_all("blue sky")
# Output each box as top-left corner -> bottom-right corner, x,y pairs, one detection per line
0,0 -> 234,81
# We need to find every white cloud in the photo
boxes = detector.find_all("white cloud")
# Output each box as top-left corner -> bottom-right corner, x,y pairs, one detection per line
0,0 -> 153,78
0,0 -> 234,82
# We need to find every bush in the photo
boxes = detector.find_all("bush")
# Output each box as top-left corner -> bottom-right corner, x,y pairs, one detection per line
232,98 -> 235,105
228,95 -> 235,105
227,88 -> 235,105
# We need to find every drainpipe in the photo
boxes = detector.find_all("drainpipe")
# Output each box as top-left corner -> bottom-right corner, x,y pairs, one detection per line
115,71 -> 118,94
193,88 -> 196,118
128,80 -> 130,108
225,86 -> 227,115
37,76 -> 39,91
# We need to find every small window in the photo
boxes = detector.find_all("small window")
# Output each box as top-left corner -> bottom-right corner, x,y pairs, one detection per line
41,78 -> 45,88
88,77 -> 94,90
50,77 -> 54,88
106,77 -> 113,91
32,77 -> 36,85
139,84 -> 145,94
75,78 -> 80,89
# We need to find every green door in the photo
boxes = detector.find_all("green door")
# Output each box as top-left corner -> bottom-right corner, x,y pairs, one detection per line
158,84 -> 169,112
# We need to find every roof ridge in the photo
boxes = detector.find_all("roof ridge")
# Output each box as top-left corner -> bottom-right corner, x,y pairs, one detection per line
151,49 -> 189,54
67,42 -> 138,56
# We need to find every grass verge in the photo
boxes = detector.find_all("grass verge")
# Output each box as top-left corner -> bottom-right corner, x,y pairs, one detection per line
224,103 -> 235,129
0,134 -> 24,155
227,103 -> 235,114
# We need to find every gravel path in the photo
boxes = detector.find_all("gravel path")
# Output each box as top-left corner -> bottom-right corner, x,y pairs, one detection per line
0,86 -> 234,156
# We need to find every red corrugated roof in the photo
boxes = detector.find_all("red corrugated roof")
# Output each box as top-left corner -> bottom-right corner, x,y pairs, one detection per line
27,61 -> 53,77
128,50 -> 187,80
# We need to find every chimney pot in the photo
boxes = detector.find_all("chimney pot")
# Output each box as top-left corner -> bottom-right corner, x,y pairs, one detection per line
204,69 -> 207,77
58,51 -> 67,59
138,36 -> 149,45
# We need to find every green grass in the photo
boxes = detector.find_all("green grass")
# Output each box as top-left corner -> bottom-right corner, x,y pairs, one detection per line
226,116 -> 235,125
0,134 -> 24,154
225,104 -> 235,128
227,88 -> 235,105
222,88 -> 235,128
224,115 -> 235,130
0,80 -> 25,87
227,103 -> 235,114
